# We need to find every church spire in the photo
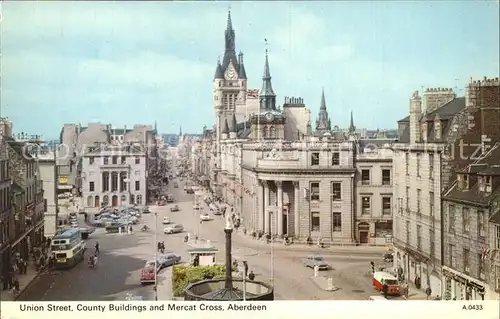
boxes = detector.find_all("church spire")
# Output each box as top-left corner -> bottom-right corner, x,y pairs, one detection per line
222,8 -> 238,72
179,126 -> 182,137
315,88 -> 331,133
348,110 -> 356,133
259,41 -> 276,111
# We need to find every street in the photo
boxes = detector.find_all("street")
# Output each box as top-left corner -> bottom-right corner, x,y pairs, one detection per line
17,176 -> 389,301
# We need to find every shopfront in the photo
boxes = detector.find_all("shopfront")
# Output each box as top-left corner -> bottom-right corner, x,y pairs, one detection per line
442,266 -> 486,300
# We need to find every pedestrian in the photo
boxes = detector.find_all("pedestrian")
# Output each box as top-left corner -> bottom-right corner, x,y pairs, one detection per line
403,282 -> 409,300
242,261 -> 248,278
425,286 -> 432,300
22,259 -> 27,274
157,242 -> 162,252
248,271 -> 255,281
13,279 -> 20,294
95,241 -> 100,255
382,282 -> 389,298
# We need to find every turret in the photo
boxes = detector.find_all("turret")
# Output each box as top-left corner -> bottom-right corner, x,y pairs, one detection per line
315,88 -> 331,133
409,91 -> 422,143
238,52 -> 247,79
259,48 -> 276,111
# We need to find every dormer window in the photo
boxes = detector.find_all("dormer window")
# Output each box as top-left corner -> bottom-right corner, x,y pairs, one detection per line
435,121 -> 442,139
485,176 -> 492,193
421,122 -> 428,142
458,174 -> 469,190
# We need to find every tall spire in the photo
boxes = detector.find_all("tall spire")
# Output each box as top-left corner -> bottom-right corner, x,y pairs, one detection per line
259,40 -> 276,111
315,88 -> 331,133
222,8 -> 238,71
179,126 -> 182,137
320,88 -> 327,110
238,52 -> 247,79
348,110 -> 356,133
214,57 -> 224,79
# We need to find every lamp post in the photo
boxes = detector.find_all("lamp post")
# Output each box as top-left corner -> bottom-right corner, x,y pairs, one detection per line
224,215 -> 234,290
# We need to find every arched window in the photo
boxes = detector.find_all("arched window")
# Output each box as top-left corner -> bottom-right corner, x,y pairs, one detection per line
87,196 -> 93,207
130,194 -> 135,204
103,195 -> 109,206
120,195 -> 127,205
94,195 -> 100,208
270,126 -> 276,138
136,195 -> 143,205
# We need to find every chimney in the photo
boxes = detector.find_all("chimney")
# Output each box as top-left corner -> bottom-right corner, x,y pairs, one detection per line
423,87 -> 456,113
409,90 -> 422,143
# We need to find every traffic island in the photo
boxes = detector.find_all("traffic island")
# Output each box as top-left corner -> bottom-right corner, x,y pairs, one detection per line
181,218 -> 274,301
310,276 -> 339,291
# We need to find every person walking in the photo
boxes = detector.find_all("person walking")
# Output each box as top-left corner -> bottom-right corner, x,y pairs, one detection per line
248,270 -> 255,281
94,241 -> 100,255
382,282 -> 389,298
425,286 -> 432,300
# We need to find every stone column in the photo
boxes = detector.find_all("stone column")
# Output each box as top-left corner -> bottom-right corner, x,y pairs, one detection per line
293,181 -> 300,237
109,171 -> 113,192
276,181 -> 283,236
257,180 -> 264,231
263,181 -> 270,233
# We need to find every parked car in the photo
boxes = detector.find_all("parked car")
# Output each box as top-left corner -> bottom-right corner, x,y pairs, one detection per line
140,263 -> 155,284
166,194 -> 174,203
200,213 -> 211,221
142,207 -> 151,214
302,255 -> 329,270
162,216 -> 171,224
193,204 -> 201,210
164,224 -> 184,234
170,205 -> 180,212
157,253 -> 181,268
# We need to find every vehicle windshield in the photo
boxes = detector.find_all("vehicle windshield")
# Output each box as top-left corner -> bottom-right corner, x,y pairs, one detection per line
314,257 -> 324,261
384,279 -> 398,285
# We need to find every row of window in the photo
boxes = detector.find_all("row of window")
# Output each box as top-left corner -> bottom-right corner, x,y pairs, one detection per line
310,152 -> 341,166
310,212 -> 393,236
91,177 -> 141,192
447,245 -> 486,279
404,221 -> 436,259
89,156 -> 141,165
446,204 -> 487,238
403,188 -> 435,216
405,152 -> 435,179
85,194 -> 143,207
360,168 -> 392,186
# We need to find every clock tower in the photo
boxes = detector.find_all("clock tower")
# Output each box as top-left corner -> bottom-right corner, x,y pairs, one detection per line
213,9 -> 248,164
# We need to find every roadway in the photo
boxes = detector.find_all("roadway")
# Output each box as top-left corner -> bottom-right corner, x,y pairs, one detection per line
159,178 -> 389,300
16,175 -> 389,301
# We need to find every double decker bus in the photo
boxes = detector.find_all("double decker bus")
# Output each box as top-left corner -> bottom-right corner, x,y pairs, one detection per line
51,228 -> 86,269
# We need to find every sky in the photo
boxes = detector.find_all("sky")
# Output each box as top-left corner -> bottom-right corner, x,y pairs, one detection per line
1,1 -> 499,139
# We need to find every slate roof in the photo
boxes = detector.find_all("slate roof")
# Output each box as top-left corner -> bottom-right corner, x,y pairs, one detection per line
444,143 -> 500,206
112,129 -> 133,135
85,143 -> 145,156
397,97 -> 466,143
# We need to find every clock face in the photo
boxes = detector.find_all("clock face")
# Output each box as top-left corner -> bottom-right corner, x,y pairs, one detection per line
265,112 -> 274,121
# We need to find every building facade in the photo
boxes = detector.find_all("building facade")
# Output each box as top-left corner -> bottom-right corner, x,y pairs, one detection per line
57,122 -> 157,197
36,151 -> 59,238
192,10 -> 396,244
393,77 -> 500,299
0,119 -> 13,290
81,144 -> 147,212
442,144 -> 500,300
355,142 -> 394,245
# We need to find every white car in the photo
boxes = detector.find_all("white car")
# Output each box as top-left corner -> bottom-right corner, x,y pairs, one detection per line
164,224 -> 184,234
162,216 -> 171,224
200,213 -> 211,221
193,204 -> 201,210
